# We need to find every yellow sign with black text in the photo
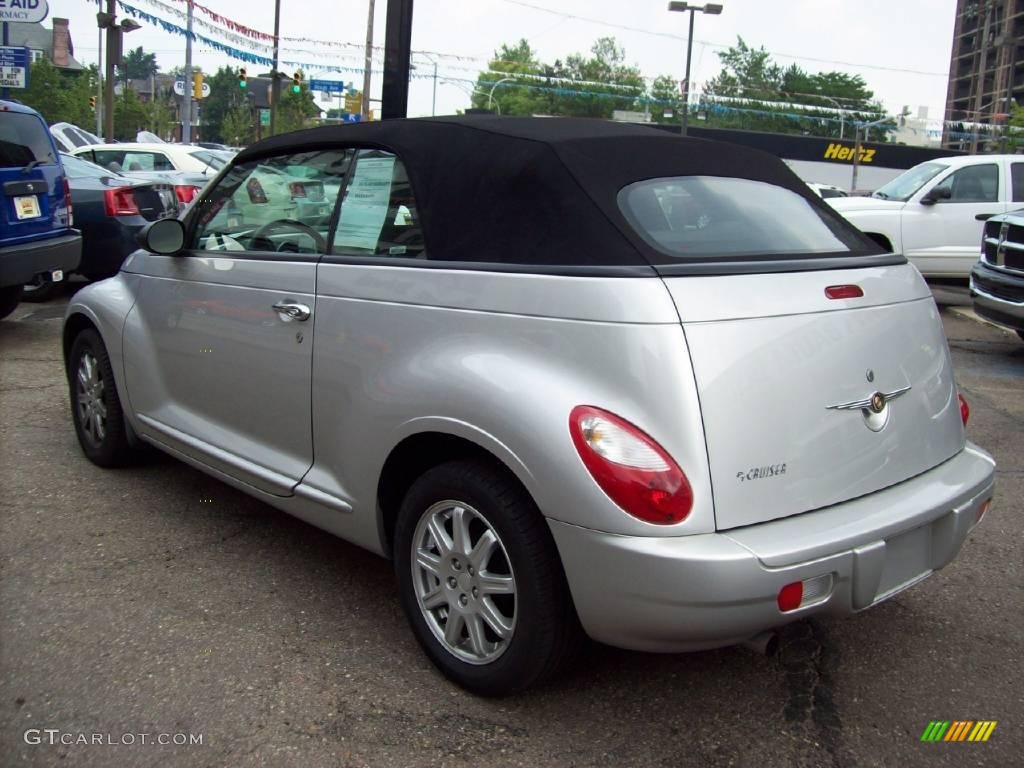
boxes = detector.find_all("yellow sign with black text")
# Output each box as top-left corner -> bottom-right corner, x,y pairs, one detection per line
823,143 -> 876,164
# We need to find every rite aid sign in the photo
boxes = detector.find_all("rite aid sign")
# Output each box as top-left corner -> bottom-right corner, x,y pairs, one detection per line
173,79 -> 211,99
0,0 -> 49,24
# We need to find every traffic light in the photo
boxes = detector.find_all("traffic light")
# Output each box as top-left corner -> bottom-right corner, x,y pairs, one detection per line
89,95 -> 97,110
193,72 -> 204,100
238,67 -> 247,88
292,71 -> 302,94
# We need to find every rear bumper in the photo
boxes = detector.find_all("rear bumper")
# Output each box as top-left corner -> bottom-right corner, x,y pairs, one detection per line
550,443 -> 995,652
0,232 -> 82,288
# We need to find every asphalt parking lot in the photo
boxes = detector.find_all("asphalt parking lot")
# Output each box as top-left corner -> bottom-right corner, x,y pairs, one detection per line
1,284 -> 1022,768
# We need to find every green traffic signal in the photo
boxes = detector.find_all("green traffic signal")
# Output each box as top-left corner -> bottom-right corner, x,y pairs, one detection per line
240,80 -> 247,88
292,84 -> 300,94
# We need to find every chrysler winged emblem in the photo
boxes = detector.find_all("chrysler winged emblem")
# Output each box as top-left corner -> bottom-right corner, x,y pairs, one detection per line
827,386 -> 911,432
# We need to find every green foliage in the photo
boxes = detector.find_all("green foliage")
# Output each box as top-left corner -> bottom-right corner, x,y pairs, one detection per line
271,75 -> 321,136
114,88 -> 148,140
470,37 -> 644,118
199,66 -> 253,144
220,105 -> 255,146
117,47 -> 159,81
17,60 -> 97,127
649,75 -> 683,124
697,37 -> 890,140
145,95 -> 175,140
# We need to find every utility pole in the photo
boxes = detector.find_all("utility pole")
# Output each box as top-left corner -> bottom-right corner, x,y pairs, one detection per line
103,0 -> 116,141
431,59 -> 437,116
362,0 -> 376,119
181,0 -> 194,143
269,0 -> 282,134
96,0 -> 104,136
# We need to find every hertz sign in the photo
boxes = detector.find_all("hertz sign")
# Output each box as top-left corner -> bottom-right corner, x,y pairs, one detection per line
823,143 -> 876,163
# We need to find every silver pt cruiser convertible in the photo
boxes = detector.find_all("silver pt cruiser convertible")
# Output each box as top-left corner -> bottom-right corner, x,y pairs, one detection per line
63,117 -> 996,696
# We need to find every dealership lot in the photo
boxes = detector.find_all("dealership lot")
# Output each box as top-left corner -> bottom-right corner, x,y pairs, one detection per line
1,287 -> 1021,768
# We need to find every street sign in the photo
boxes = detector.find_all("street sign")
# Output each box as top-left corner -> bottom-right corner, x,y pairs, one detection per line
308,79 -> 352,95
259,109 -> 270,127
342,113 -> 361,123
0,46 -> 29,89
0,0 -> 49,24
173,79 -> 211,98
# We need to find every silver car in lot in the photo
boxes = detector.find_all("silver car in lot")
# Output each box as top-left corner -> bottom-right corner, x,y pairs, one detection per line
62,117 -> 996,696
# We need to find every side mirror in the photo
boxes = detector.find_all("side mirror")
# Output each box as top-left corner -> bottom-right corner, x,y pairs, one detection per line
138,218 -> 186,254
921,186 -> 951,205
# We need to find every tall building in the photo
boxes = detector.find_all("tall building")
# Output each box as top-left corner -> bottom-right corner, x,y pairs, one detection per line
943,0 -> 1024,151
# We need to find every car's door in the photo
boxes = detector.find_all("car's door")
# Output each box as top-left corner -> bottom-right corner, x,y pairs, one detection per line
902,162 -> 1006,276
121,148 -> 353,496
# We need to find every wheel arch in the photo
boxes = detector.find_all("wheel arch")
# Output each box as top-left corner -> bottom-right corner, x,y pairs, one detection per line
376,428 -> 539,559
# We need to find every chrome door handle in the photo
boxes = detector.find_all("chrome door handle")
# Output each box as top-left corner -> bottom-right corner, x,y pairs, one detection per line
271,301 -> 311,321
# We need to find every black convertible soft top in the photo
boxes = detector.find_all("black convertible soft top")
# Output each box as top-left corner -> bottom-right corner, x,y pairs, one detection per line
234,116 -> 892,274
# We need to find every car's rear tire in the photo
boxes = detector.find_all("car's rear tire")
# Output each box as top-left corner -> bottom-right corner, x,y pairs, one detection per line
394,459 -> 577,696
0,285 -> 22,319
68,329 -> 138,467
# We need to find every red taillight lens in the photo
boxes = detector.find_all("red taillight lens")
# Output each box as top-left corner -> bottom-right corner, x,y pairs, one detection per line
175,185 -> 199,204
103,187 -> 140,217
825,284 -> 864,300
288,181 -> 307,197
777,582 -> 803,612
569,405 -> 693,524
63,176 -> 73,226
958,393 -> 970,426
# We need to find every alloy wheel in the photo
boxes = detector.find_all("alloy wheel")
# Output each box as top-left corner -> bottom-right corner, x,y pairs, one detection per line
75,351 -> 108,446
411,500 -> 517,665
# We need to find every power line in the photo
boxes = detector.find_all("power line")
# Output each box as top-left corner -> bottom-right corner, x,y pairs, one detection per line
491,0 -> 948,77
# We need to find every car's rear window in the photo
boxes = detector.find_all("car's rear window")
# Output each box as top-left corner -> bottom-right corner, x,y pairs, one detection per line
618,176 -> 870,260
0,112 -> 57,168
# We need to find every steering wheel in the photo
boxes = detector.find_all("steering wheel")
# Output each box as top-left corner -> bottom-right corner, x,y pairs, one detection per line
249,219 -> 327,253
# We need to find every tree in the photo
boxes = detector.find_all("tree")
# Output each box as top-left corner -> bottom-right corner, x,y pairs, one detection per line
18,60 -> 96,127
118,46 -> 158,81
471,39 -> 545,115
698,37 -> 890,139
470,37 -> 645,118
197,66 -> 251,144
649,75 -> 683,124
114,89 -> 149,140
221,105 -> 255,146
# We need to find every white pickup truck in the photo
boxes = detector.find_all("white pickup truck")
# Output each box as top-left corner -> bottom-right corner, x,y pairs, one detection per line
827,154 -> 1024,278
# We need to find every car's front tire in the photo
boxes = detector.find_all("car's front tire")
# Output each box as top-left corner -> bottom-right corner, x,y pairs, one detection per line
68,329 -> 138,467
394,459 -> 577,696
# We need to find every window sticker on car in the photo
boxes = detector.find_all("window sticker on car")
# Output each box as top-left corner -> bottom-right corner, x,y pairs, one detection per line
335,156 -> 395,250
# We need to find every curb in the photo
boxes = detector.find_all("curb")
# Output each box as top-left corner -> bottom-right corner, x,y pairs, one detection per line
948,306 -> 1012,333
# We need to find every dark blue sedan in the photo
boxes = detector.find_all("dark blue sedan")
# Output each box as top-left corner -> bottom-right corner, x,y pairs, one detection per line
22,154 -> 181,300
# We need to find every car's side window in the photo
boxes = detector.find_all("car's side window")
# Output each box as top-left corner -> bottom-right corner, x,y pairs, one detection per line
1011,163 -> 1024,203
932,164 -> 999,203
189,149 -> 353,256
330,150 -> 425,259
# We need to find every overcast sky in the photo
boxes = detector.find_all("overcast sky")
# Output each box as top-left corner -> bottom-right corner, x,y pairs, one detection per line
59,0 -> 958,122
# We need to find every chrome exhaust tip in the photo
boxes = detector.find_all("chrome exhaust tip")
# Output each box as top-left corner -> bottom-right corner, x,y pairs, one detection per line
741,631 -> 779,657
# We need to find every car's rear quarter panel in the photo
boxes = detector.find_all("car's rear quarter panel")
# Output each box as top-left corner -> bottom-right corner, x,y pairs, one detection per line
305,264 -> 717,545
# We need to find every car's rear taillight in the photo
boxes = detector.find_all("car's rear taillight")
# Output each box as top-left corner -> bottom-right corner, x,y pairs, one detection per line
104,187 -> 140,217
569,405 -> 693,524
63,176 -> 73,226
175,185 -> 199,204
288,181 -> 307,198
958,393 -> 970,426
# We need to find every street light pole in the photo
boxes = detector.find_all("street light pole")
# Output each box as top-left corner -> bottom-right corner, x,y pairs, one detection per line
487,77 -> 515,111
181,0 -> 194,144
667,3 -> 722,137
851,116 -> 890,192
270,0 -> 282,134
822,94 -> 845,139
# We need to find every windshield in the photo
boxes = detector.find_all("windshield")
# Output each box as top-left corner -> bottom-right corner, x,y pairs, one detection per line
872,162 -> 948,201
191,150 -> 228,170
619,176 -> 873,260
